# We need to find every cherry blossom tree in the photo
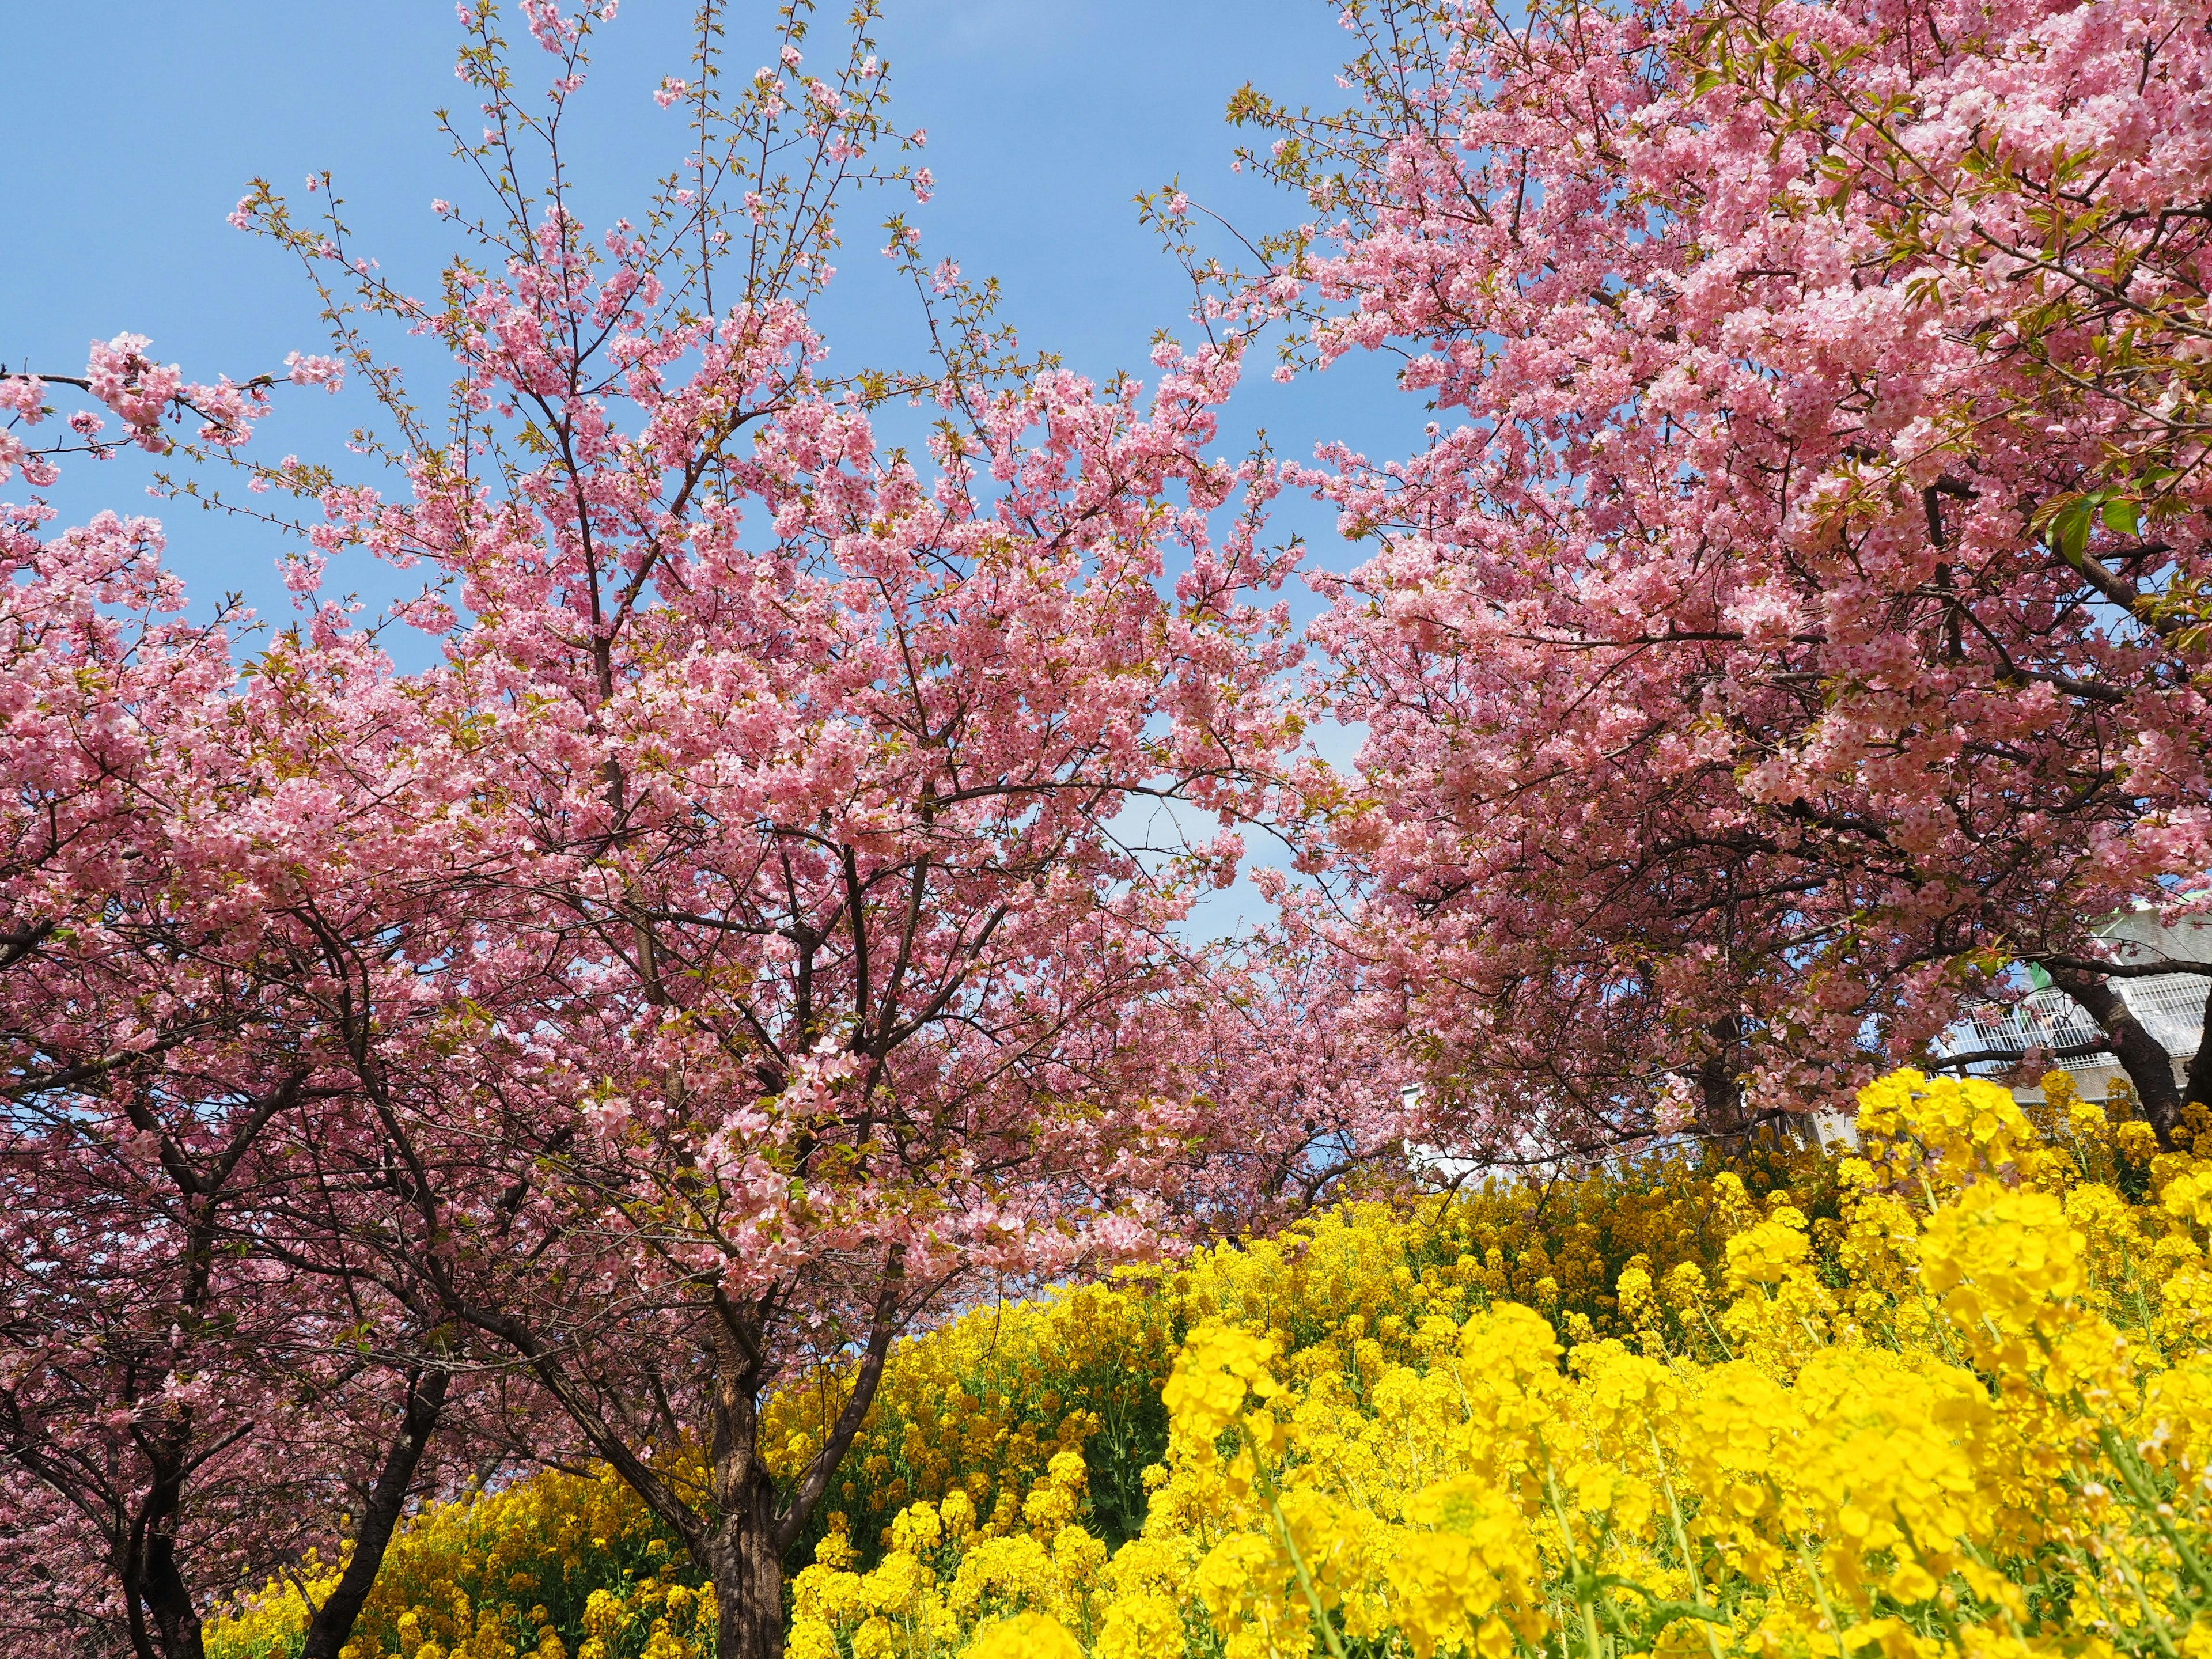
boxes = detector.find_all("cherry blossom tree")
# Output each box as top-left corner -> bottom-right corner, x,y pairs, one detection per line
185,5 -> 1351,1654
0,342 -> 525,1659
6,10 -> 1420,1656
1203,0 -> 2212,1145
0,493 -> 280,1659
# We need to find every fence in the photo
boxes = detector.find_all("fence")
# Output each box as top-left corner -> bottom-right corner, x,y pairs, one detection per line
1936,974 -> 2207,1081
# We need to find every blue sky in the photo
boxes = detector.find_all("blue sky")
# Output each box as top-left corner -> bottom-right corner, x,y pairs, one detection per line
6,1 -> 1418,934
5,1 -> 1421,632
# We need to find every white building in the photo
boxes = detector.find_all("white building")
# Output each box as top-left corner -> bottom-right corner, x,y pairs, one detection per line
1933,911 -> 2211,1103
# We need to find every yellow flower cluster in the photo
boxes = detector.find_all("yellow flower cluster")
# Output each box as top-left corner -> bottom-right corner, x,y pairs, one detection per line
207,1460 -> 709,1659
785,1449 -> 1109,1659
787,1070 -> 2212,1659
777,1136 -> 1834,1569
212,1069 -> 2212,1659
763,1279 -> 1179,1564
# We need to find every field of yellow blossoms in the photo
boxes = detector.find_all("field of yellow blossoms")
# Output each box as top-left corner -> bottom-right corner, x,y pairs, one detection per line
212,1069 -> 2212,1659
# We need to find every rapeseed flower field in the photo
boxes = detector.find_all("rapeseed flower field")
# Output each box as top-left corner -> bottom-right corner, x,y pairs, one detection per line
212,1070 -> 2212,1659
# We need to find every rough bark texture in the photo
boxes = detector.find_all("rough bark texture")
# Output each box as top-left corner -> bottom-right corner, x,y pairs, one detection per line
2047,965 -> 2183,1147
1697,1016 -> 1747,1138
708,1468 -> 787,1659
301,1368 -> 451,1659
708,1312 -> 785,1659
126,1441 -> 204,1659
699,1266 -> 904,1659
2184,978 -> 2212,1128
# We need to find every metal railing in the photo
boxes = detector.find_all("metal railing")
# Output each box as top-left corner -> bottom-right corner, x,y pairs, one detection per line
1935,975 -> 2207,1077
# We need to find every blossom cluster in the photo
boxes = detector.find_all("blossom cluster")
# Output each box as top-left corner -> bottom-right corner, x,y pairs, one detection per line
0,331 -> 323,490
210,1067 -> 2212,1658
1215,0 -> 2212,1141
779,1069 -> 2212,1658
208,1461 -> 710,1659
763,1131 -> 1837,1571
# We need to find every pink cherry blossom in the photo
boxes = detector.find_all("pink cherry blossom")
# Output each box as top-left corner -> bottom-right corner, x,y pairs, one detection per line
1220,0 -> 2212,1148
6,8 -> 1382,1658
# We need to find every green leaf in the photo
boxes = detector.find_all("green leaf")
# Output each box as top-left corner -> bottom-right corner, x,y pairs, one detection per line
2050,495 -> 2099,563
2100,496 -> 2141,538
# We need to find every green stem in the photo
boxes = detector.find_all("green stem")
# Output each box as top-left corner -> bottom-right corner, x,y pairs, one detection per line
1650,1433 -> 1726,1659
1790,1530 -> 1852,1659
2109,1546 -> 2186,1659
1247,1422 -> 1349,1659
1266,1489 -> 1349,1659
1538,1447 -> 1605,1659
2097,1425 -> 2212,1600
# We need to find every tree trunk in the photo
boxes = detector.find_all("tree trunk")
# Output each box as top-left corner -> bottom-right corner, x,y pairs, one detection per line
1696,1015 -> 1746,1139
128,1460 -> 206,1659
709,1469 -> 789,1659
708,1315 -> 787,1659
2047,964 -> 2182,1147
2183,976 -> 2212,1137
696,1261 -> 905,1659
301,1367 -> 450,1659
136,1566 -> 205,1659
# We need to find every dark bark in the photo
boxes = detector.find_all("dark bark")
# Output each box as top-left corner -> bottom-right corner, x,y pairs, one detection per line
2046,964 -> 2182,1147
112,1085 -> 299,1659
124,1440 -> 204,1659
702,1257 -> 906,1659
706,1506 -> 785,1659
300,1366 -> 451,1659
707,1323 -> 787,1659
427,1250 -> 907,1659
1696,1015 -> 1746,1138
2184,977 -> 2212,1135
